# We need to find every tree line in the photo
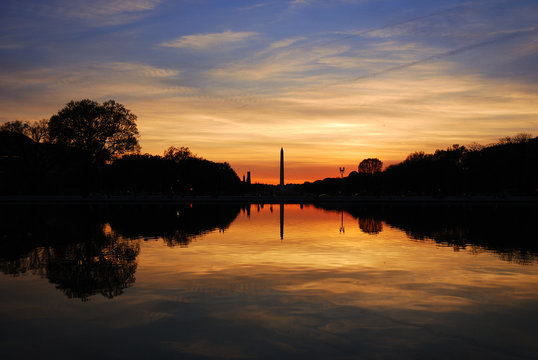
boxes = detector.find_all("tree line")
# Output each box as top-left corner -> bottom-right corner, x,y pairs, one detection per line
299,135 -> 537,196
0,99 -> 243,195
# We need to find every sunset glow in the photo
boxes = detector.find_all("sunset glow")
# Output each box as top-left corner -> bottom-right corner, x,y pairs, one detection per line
1,1 -> 537,183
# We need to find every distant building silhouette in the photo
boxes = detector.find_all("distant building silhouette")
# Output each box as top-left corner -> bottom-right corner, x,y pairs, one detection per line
280,147 -> 284,187
246,171 -> 251,185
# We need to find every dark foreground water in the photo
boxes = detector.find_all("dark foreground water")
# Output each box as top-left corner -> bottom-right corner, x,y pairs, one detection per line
0,203 -> 537,359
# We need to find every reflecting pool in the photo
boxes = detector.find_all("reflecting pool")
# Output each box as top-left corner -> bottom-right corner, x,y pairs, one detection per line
1,204 -> 537,359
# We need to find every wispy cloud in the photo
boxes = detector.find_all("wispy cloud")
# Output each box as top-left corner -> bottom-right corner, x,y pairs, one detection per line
353,27 -> 538,81
267,37 -> 305,50
237,2 -> 274,11
52,0 -> 162,25
160,31 -> 259,50
253,36 -> 306,57
211,43 -> 349,82
0,62 -> 191,106
322,1 -> 485,47
104,62 -> 181,78
289,0 -> 310,8
57,0 -> 161,16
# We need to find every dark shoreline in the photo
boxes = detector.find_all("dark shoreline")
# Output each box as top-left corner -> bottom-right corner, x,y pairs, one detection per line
1,195 -> 537,205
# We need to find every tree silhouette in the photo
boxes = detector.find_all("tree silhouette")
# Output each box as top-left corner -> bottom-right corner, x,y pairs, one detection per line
0,119 -> 49,143
49,99 -> 140,164
27,119 -> 49,143
163,146 -> 193,162
0,120 -> 27,134
358,158 -> 383,174
497,132 -> 533,145
105,151 -> 243,195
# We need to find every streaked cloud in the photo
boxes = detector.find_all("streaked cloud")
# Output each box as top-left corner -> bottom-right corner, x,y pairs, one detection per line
161,31 -> 259,50
290,0 -> 310,7
105,62 -> 181,78
0,62 -> 193,123
48,0 -> 162,26
210,44 -> 350,82
61,0 -> 161,16
267,37 -> 305,50
237,2 -> 274,11
372,29 -> 536,80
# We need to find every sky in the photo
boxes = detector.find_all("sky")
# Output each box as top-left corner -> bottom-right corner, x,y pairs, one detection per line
1,0 -> 537,184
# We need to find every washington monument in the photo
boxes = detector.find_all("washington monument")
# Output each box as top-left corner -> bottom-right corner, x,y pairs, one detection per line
280,147 -> 284,187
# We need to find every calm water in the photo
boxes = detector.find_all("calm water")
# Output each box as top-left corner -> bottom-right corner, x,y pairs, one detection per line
1,203 -> 537,359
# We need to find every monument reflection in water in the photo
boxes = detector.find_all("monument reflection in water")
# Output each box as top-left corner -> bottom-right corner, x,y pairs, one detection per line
0,203 -> 537,359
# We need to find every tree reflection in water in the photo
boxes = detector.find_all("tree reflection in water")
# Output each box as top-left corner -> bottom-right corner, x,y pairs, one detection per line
0,206 -> 139,301
1,203 -> 536,303
0,204 -> 241,300
317,203 -> 538,264
107,204 -> 241,247
358,217 -> 383,235
45,240 -> 139,300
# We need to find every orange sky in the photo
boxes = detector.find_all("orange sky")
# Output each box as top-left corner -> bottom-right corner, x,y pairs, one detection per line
131,73 -> 538,184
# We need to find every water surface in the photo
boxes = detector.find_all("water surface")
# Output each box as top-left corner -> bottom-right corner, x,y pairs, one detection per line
1,204 -> 537,359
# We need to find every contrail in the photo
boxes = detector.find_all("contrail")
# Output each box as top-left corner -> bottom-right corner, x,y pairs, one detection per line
352,27 -> 537,81
317,0 -> 489,48
210,26 -> 536,108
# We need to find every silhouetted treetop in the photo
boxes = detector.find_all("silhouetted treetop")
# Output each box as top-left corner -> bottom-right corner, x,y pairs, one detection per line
497,132 -> 533,145
49,99 -> 140,164
0,120 -> 27,134
106,149 -> 242,195
358,158 -> 383,174
404,151 -> 431,163
27,119 -> 49,143
164,146 -> 194,162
